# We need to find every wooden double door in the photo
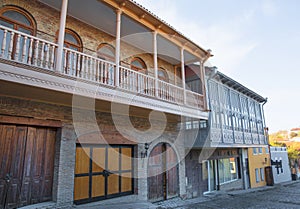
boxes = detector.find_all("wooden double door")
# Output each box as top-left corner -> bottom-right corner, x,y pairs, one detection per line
0,124 -> 56,209
148,143 -> 179,202
74,144 -> 134,204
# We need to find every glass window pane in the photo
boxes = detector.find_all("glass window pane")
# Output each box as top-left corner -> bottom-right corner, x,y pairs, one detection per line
98,45 -> 114,58
65,32 -> 79,45
3,10 -> 31,26
0,19 -> 13,28
18,27 -> 32,35
131,59 -> 144,68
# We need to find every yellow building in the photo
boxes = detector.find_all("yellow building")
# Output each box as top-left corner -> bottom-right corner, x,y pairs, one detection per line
248,147 -> 271,188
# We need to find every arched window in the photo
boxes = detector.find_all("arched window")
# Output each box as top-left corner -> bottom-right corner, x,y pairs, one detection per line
130,57 -> 147,74
158,67 -> 169,82
64,28 -> 82,51
96,43 -> 115,85
0,6 -> 36,35
97,43 -> 115,62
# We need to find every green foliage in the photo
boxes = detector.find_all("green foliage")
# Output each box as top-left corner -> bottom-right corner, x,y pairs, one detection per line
270,141 -> 286,147
287,145 -> 300,159
290,132 -> 298,139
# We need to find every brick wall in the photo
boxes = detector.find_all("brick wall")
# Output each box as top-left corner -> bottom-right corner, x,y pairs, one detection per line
0,95 -> 186,207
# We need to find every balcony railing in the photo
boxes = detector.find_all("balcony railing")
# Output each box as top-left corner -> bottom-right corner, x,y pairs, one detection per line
0,26 -> 57,70
0,25 -> 205,110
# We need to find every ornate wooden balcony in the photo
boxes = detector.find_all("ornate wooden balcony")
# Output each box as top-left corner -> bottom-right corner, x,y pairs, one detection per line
0,25 -> 207,118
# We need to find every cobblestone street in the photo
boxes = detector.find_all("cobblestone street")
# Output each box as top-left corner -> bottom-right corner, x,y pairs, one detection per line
156,181 -> 300,209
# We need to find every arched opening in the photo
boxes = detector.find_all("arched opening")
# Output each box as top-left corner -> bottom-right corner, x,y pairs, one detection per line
58,28 -> 83,75
158,67 -> 169,82
0,6 -> 36,35
63,28 -> 82,52
147,143 -> 179,202
97,43 -> 115,62
0,6 -> 36,61
97,43 -> 115,85
130,57 -> 147,74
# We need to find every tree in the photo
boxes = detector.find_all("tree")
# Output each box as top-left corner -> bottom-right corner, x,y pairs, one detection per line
290,132 -> 298,139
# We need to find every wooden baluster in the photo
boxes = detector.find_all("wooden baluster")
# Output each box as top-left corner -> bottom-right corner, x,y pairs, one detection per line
82,56 -> 86,79
8,32 -> 14,60
14,34 -> 21,61
40,42 -> 45,67
50,45 -> 55,70
91,58 -> 94,81
44,43 -> 50,69
99,60 -> 103,83
72,51 -> 77,77
27,38 -> 33,65
88,57 -> 91,80
22,36 -> 28,63
104,62 -> 108,84
67,51 -> 72,75
95,59 -> 99,82
76,54 -> 81,77
33,40 -> 39,66
62,49 -> 67,74
1,29 -> 7,58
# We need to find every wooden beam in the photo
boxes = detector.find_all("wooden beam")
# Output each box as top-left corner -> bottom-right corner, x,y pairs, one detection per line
0,115 -> 62,127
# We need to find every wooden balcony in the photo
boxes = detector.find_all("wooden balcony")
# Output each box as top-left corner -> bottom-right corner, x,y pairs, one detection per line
0,25 -> 208,119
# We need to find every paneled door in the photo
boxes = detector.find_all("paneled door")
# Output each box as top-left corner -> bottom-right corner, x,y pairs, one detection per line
0,124 -> 56,209
148,143 -> 179,202
74,144 -> 133,204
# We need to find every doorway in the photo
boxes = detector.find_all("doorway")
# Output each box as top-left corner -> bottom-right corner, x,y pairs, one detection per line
147,143 -> 179,202
0,124 -> 56,209
74,144 -> 134,204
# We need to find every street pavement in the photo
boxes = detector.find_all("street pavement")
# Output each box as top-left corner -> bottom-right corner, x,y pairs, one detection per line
156,181 -> 300,209
75,181 -> 300,209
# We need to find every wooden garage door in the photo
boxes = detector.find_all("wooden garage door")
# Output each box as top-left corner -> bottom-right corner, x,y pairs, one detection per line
148,143 -> 179,202
0,124 -> 56,209
74,144 -> 133,204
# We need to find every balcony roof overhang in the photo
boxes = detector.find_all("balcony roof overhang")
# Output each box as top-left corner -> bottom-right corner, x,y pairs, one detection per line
205,67 -> 267,103
39,0 -> 209,65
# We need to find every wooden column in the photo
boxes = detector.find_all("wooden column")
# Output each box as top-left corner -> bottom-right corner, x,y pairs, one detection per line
153,31 -> 158,97
181,48 -> 186,104
56,0 -> 68,73
115,9 -> 122,87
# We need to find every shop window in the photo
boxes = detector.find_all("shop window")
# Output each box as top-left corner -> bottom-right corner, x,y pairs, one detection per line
218,157 -> 238,184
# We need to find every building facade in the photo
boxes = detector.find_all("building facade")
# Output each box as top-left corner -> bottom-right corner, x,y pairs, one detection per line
0,0 -> 211,208
270,146 -> 292,184
248,147 -> 271,188
184,68 -> 269,197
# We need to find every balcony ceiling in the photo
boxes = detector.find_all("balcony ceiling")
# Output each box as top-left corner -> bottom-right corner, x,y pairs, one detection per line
39,0 -> 198,65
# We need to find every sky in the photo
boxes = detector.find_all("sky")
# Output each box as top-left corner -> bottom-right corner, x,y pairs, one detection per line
135,0 -> 300,133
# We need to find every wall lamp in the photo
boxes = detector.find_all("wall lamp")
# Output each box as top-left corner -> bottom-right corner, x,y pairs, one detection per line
141,143 -> 150,158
